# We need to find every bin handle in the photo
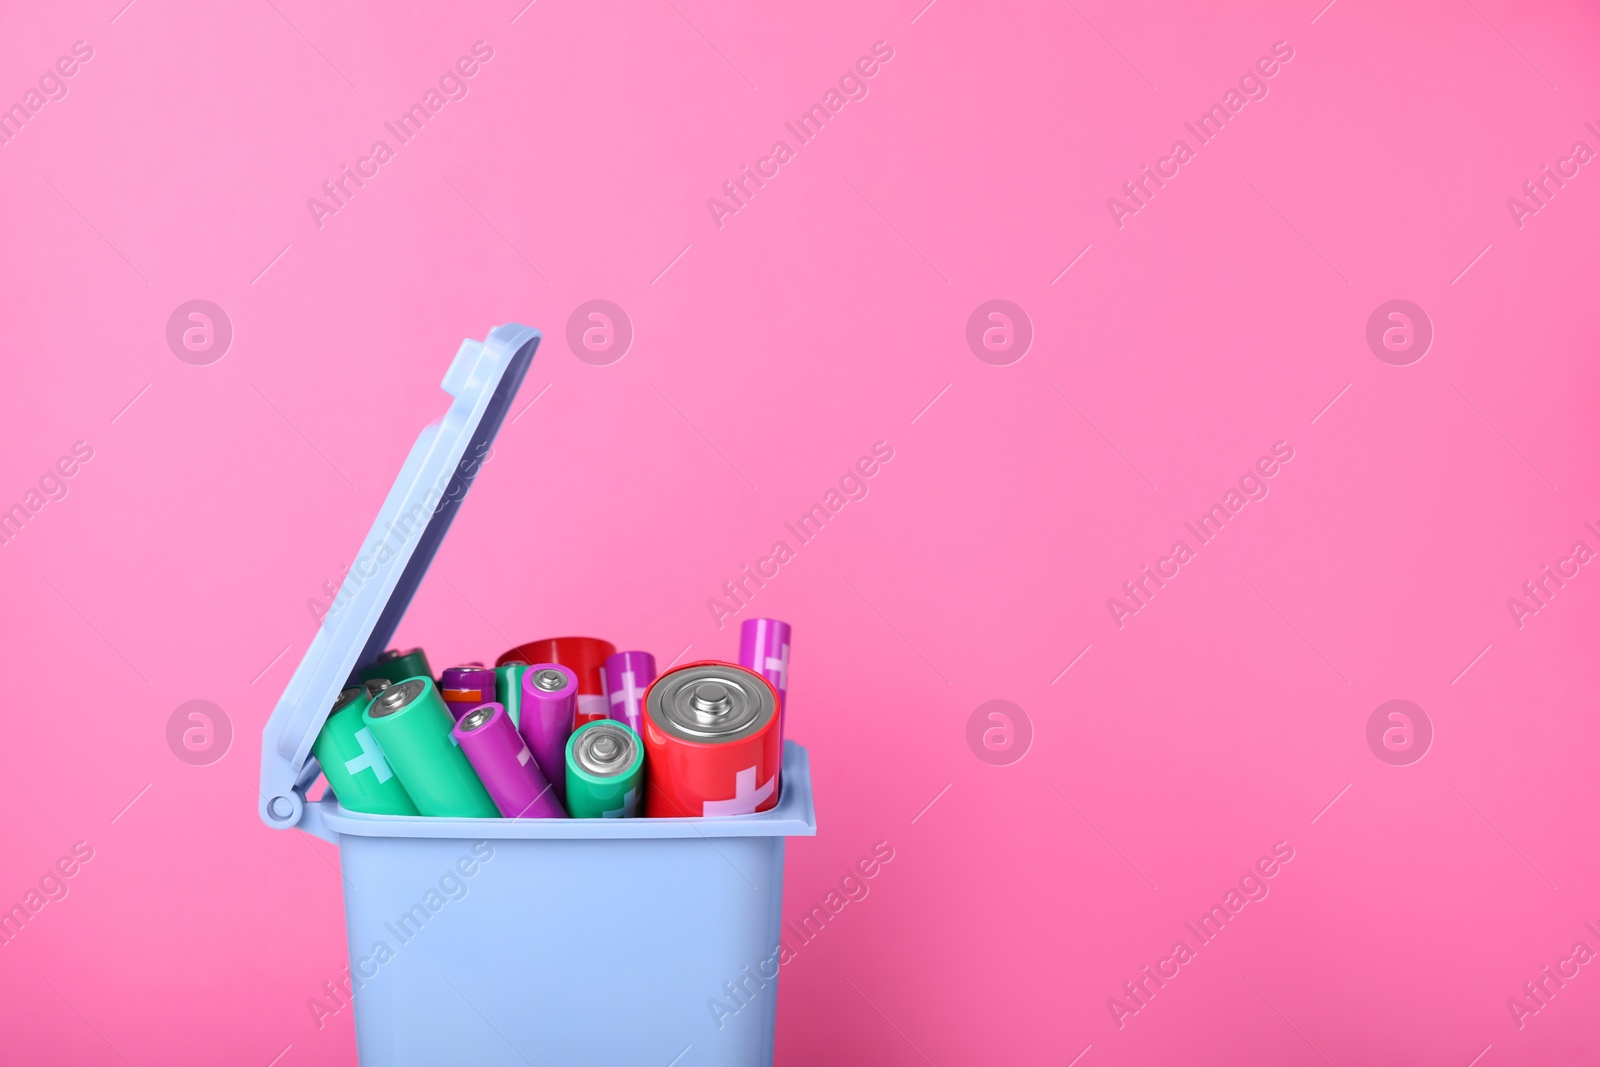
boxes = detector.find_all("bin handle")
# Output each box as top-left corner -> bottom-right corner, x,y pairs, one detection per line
262,771 -> 340,846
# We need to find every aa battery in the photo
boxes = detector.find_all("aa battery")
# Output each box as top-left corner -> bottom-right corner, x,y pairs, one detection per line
494,663 -> 527,730
499,636 -> 615,727
565,720 -> 644,818
518,663 -> 578,807
311,686 -> 419,817
360,647 -> 432,686
361,678 -> 498,818
362,678 -> 392,700
642,661 -> 781,818
453,702 -> 567,819
602,650 -> 656,735
440,665 -> 497,721
738,618 -> 791,749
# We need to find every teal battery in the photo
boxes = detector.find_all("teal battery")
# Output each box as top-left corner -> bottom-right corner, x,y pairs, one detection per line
565,720 -> 644,818
495,663 -> 527,729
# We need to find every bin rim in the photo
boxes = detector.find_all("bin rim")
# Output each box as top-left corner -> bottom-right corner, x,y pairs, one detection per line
302,742 -> 818,842
258,323 -> 540,833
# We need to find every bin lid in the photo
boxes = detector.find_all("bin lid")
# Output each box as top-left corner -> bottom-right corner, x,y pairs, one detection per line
258,323 -> 540,831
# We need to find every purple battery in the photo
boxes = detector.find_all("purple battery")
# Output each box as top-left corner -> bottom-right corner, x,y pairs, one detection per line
602,650 -> 656,735
440,665 -> 497,721
452,702 -> 567,818
739,617 -> 791,746
519,662 -> 578,806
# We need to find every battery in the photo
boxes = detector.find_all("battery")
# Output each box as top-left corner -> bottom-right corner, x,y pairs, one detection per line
311,686 -> 419,816
494,663 -> 527,730
498,637 -> 615,727
363,678 -> 392,700
518,663 -> 578,807
565,720 -> 644,818
361,678 -> 499,818
440,665 -> 497,721
642,661 -> 781,818
738,618 -> 791,748
453,702 -> 567,818
602,650 -> 656,735
360,647 -> 432,686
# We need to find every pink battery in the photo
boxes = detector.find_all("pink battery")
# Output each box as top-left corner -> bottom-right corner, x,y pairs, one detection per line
452,702 -> 566,818
739,617 -> 791,747
602,650 -> 656,735
519,662 -> 578,807
440,665 -> 497,721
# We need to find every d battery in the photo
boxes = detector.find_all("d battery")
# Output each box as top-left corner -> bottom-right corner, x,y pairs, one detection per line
642,662 -> 781,818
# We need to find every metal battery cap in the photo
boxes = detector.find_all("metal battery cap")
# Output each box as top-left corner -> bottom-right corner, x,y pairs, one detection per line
333,686 -> 364,714
460,706 -> 494,731
648,663 -> 773,742
574,722 -> 636,777
532,669 -> 568,692
369,678 -> 426,717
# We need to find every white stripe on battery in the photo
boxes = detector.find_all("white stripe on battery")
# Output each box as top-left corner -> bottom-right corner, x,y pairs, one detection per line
345,727 -> 395,784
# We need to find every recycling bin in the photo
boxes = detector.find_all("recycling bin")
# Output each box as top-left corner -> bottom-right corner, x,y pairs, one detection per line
259,324 -> 817,1066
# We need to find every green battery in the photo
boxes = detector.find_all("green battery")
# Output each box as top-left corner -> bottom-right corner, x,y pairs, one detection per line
361,677 -> 498,818
312,686 -> 419,816
495,663 -> 527,729
565,720 -> 644,818
360,647 -> 432,687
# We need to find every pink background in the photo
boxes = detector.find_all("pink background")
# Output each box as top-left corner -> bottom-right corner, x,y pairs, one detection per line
2,0 -> 1598,1063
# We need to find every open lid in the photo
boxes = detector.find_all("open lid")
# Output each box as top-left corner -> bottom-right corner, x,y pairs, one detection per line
258,323 -> 540,831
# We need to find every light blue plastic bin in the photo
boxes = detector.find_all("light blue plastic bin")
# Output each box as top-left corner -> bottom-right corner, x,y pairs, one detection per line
259,324 -> 817,1067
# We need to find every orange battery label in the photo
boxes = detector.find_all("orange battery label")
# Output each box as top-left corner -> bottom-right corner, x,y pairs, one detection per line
442,688 -> 484,702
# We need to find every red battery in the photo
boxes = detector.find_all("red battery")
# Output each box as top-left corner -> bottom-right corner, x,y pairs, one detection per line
498,637 -> 615,728
642,660 -> 781,818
